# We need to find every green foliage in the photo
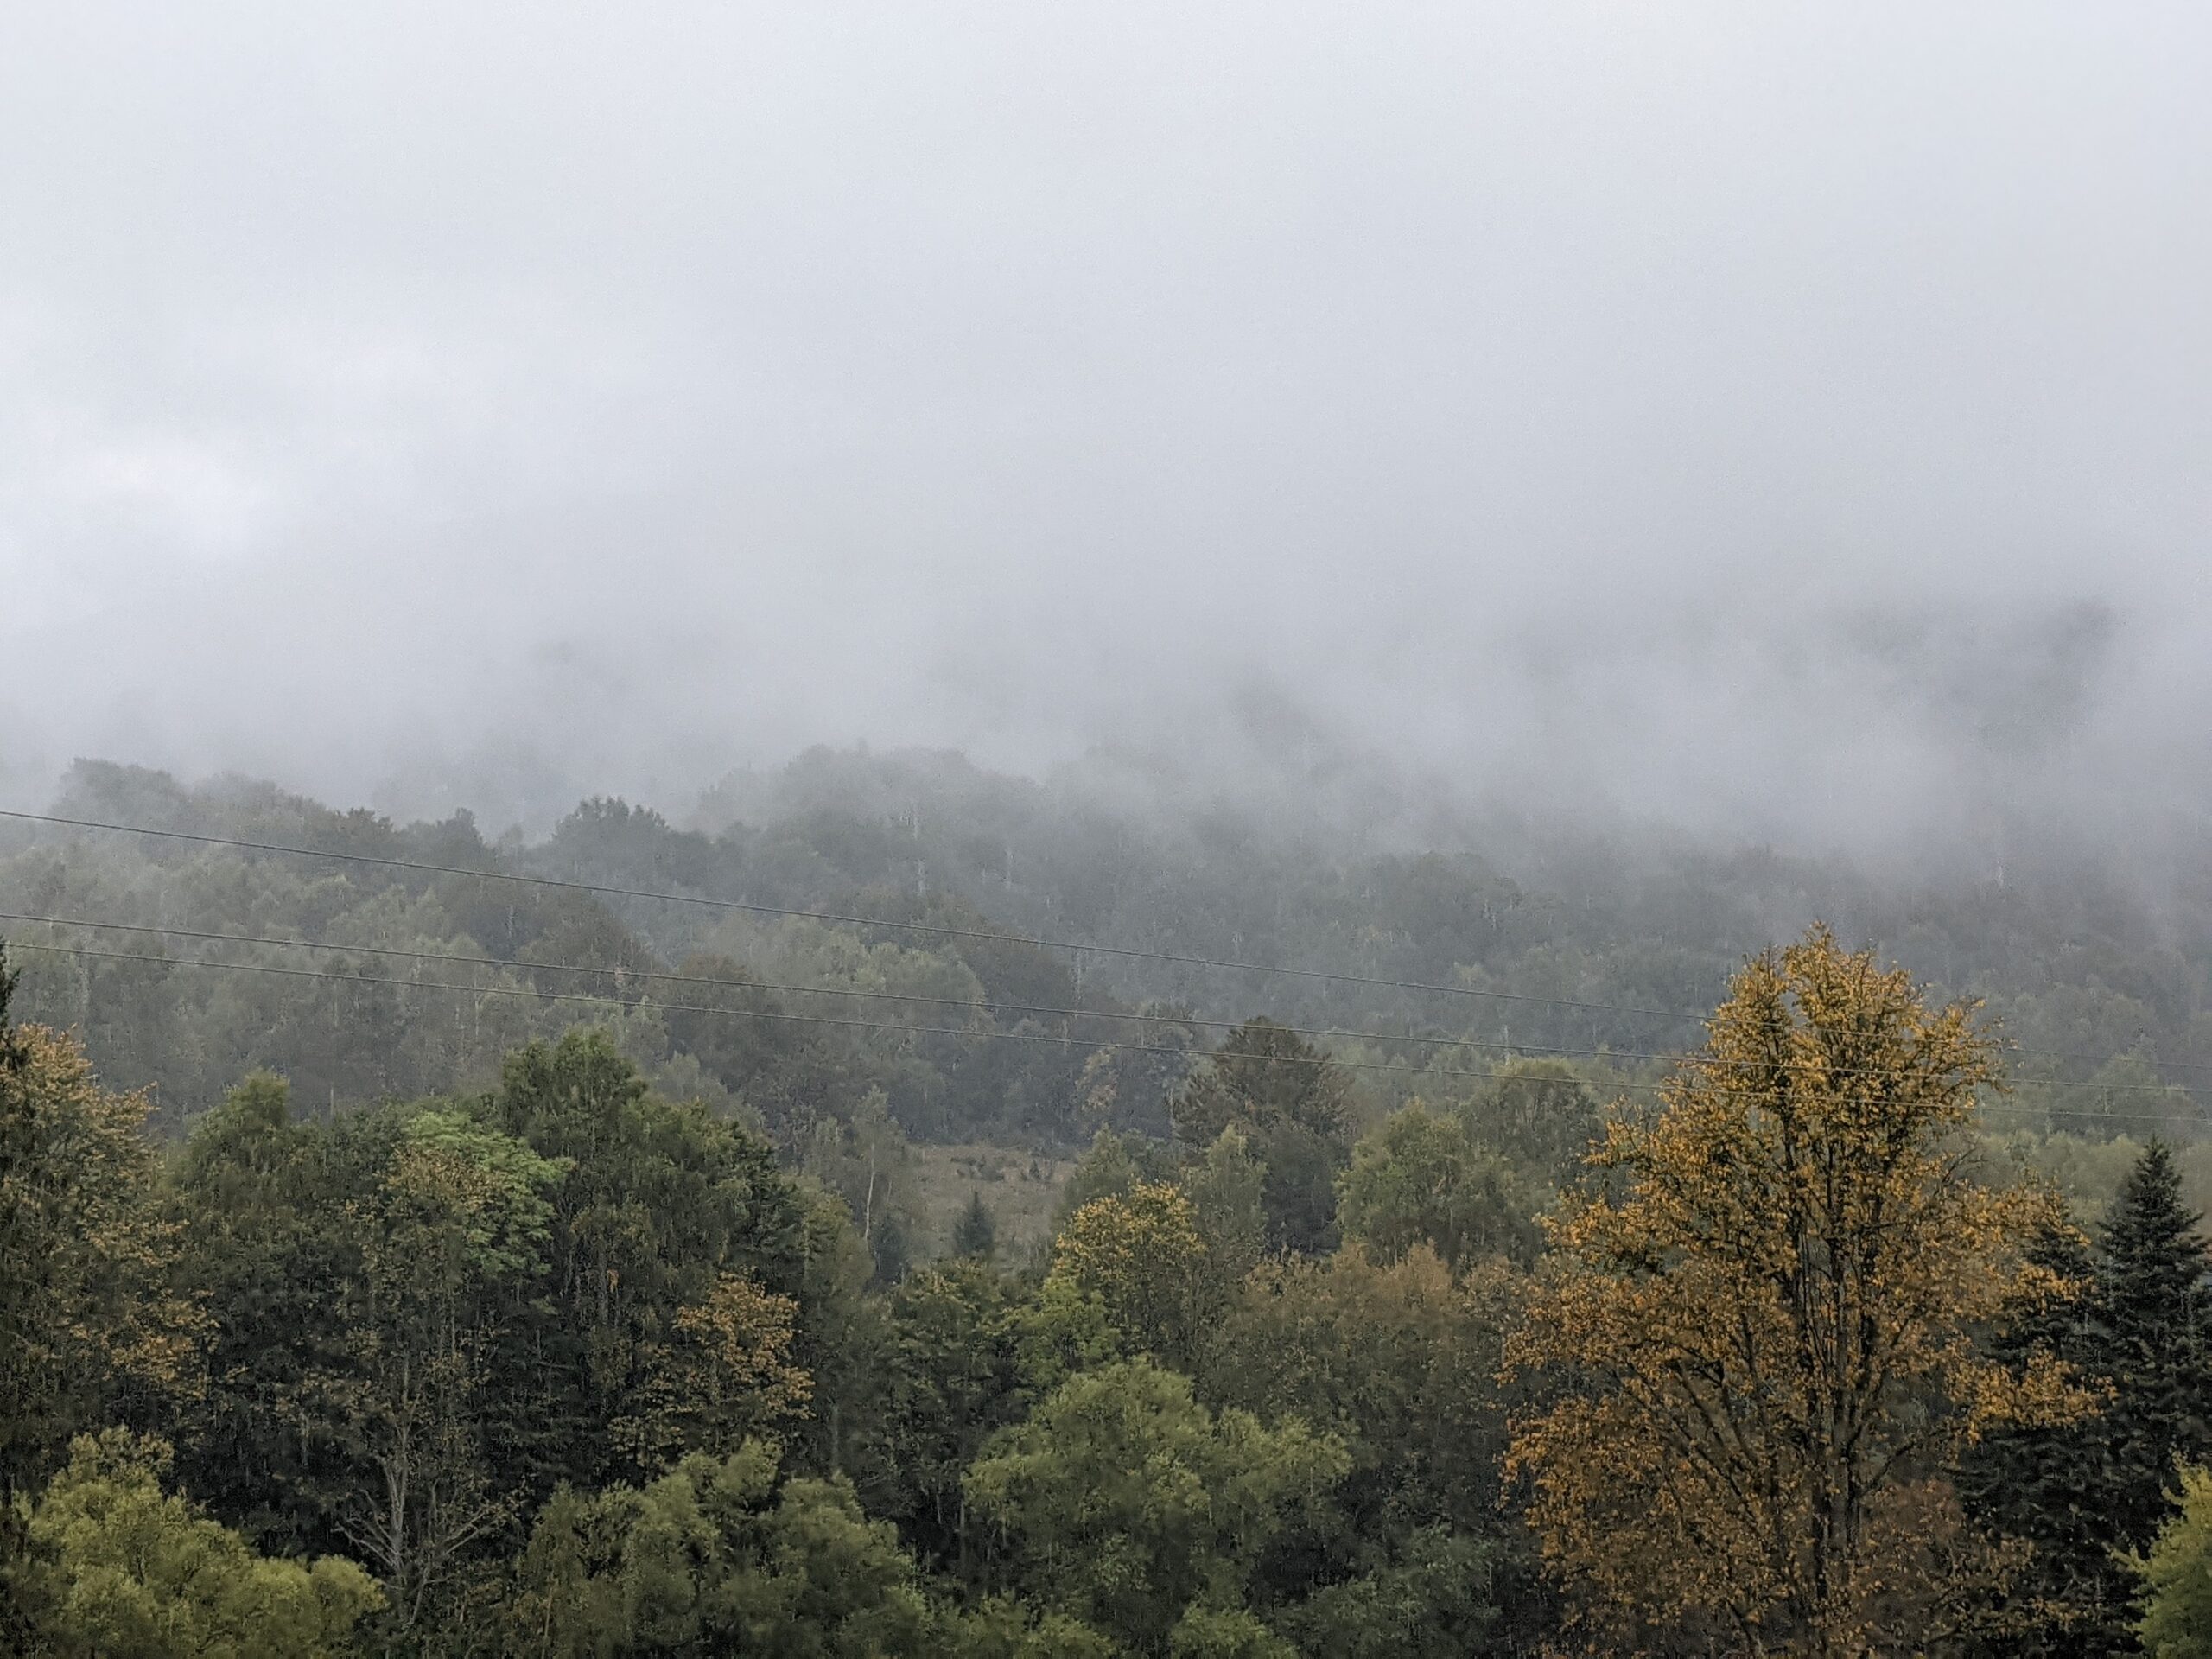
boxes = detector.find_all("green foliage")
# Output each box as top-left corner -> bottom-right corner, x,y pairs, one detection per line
953,1191 -> 998,1261
963,1357 -> 1350,1654
1163,1603 -> 1295,1657
162,1036 -> 826,1643
1182,1124 -> 1269,1284
930,1595 -> 1121,1656
338,1103 -> 568,1630
1983,1137 -> 2212,1653
782,1179 -> 889,1483
0,1015 -> 199,1530
0,944 -> 35,1637
1170,1020 -> 1351,1256
486,1032 -> 810,1491
13,748 -> 2212,1654
18,1429 -> 381,1658
1271,1526 -> 1497,1659
1047,1184 -> 1217,1370
1335,1101 -> 1539,1269
170,1072 -> 359,1554
2096,1141 -> 2212,1566
1202,1246 -> 1528,1643
1052,1128 -> 1173,1236
2135,1463 -> 2212,1657
863,1259 -> 1028,1572
10,752 -> 2212,1161
505,1440 -> 935,1656
1455,1059 -> 1606,1188
793,1087 -> 926,1282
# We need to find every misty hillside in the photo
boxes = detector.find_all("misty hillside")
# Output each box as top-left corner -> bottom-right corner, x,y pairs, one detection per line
3,748 -> 2200,1147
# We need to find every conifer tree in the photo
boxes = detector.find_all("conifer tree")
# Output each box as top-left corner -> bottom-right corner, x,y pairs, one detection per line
953,1191 -> 998,1261
2099,1142 -> 2212,1589
1960,1219 -> 2118,1654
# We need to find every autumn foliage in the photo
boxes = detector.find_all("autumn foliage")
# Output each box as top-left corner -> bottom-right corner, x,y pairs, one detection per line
1507,927 -> 2094,1653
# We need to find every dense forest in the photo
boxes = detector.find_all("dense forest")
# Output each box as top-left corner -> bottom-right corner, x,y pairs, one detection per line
3,750 -> 2206,1147
5,751 -> 2212,1652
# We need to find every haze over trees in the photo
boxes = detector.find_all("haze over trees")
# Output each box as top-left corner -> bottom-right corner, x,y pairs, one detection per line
4,759 -> 2212,1652
8,1 -> 2212,1649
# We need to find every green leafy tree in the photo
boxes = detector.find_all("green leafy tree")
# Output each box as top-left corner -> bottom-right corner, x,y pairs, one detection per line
791,1087 -> 926,1282
170,1073 -> 359,1555
1046,1183 -> 1216,1369
505,1440 -> 935,1657
863,1260 -> 1025,1573
1272,1525 -> 1497,1659
1460,1059 -> 1605,1187
1203,1246 -> 1525,1646
488,1032 -> 810,1493
783,1179 -> 890,1484
0,940 -> 42,1612
337,1108 -> 565,1632
1171,1020 -> 1352,1255
0,1002 -> 202,1534
18,1429 -> 381,1658
2134,1463 -> 2212,1657
1335,1102 -> 1538,1269
1051,1128 -> 1173,1237
963,1357 -> 1349,1653
930,1596 -> 1120,1657
1183,1124 -> 1269,1286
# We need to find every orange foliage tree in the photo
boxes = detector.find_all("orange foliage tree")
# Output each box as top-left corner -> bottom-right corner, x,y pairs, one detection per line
1506,926 -> 2094,1655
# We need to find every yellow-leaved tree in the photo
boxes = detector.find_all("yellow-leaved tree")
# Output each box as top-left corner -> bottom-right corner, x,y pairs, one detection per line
1046,1181 -> 1215,1369
1505,925 -> 2094,1656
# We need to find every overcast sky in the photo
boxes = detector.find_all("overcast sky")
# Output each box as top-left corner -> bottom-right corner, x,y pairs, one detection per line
3,4 -> 2208,842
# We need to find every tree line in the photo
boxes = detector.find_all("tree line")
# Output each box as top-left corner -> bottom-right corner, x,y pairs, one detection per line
1,755 -> 2200,1150
6,926 -> 2212,1653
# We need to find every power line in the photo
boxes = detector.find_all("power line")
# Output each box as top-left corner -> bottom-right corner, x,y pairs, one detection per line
0,808 -> 1705,1022
2,908 -> 2198,1099
9,938 -> 2201,1128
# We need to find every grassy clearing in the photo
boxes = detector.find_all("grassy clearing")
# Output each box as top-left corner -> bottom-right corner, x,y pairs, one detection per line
909,1142 -> 1077,1268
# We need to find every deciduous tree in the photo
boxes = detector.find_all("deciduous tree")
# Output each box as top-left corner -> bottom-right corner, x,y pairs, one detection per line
1046,1182 -> 1214,1369
17,1429 -> 381,1659
2133,1462 -> 2212,1657
964,1357 -> 1348,1654
1336,1101 -> 1538,1269
0,997 -> 202,1522
1506,926 -> 2091,1654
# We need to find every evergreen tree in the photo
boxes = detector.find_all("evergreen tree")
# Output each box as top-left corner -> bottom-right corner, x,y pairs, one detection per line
1969,1147 -> 2212,1655
2099,1142 -> 2212,1594
1961,1219 -> 2119,1654
953,1191 -> 998,1261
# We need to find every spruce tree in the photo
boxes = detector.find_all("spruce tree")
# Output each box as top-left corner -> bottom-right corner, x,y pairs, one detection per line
953,1191 -> 997,1261
2097,1141 -> 2212,1561
1960,1220 -> 2116,1654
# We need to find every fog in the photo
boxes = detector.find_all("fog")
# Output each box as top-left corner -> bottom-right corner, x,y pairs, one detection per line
4,4 -> 2209,850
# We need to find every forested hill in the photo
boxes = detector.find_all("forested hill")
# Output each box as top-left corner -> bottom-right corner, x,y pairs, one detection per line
1,749 -> 2204,1144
